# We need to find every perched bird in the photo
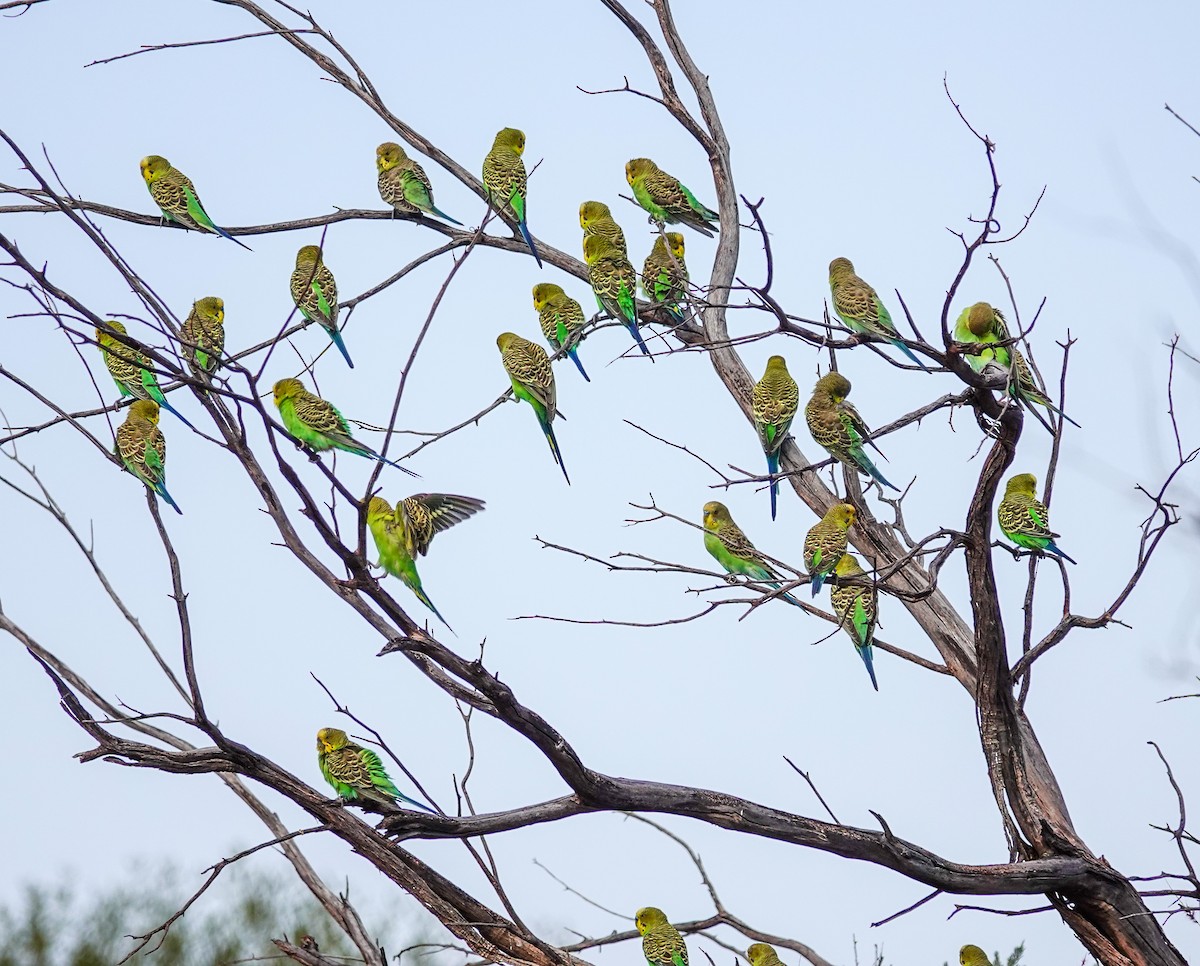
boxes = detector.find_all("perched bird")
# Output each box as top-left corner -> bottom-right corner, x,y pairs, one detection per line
997,473 -> 1076,564
625,158 -> 718,236
702,501 -> 801,607
959,945 -> 990,966
139,155 -> 250,250
316,727 -> 432,813
96,320 -> 195,429
366,493 -> 485,632
752,355 -> 799,520
179,296 -> 225,375
115,400 -> 182,515
482,127 -> 541,266
746,944 -> 784,966
641,232 -> 688,323
804,372 -> 898,492
272,378 -> 417,475
828,257 -> 927,370
533,282 -> 590,382
804,503 -> 856,596
829,553 -> 879,690
583,234 -> 649,358
290,245 -> 352,368
635,908 -> 688,966
579,200 -> 627,250
376,141 -> 462,225
496,332 -> 568,483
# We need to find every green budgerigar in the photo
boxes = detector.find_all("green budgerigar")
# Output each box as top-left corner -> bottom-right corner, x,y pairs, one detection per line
139,155 -> 250,250
997,472 -> 1076,564
635,908 -> 689,966
533,282 -> 590,382
752,354 -> 799,520
702,501 -> 801,607
641,232 -> 688,323
316,727 -> 433,813
804,371 -> 898,492
746,944 -> 784,966
579,200 -> 627,251
804,502 -> 856,597
115,399 -> 182,515
291,244 -> 352,368
497,332 -> 569,484
828,257 -> 927,370
366,493 -> 485,632
179,296 -> 225,375
376,141 -> 462,225
96,321 -> 195,429
583,234 -> 649,358
482,127 -> 541,266
829,553 -> 879,690
625,158 -> 718,236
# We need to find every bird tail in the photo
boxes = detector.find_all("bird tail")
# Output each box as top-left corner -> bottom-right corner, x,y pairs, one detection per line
539,417 -> 570,485
810,571 -> 826,597
767,451 -> 780,520
892,338 -> 930,372
567,347 -> 591,382
1044,541 -> 1078,566
414,585 -> 456,636
626,320 -> 653,360
156,396 -> 198,432
517,217 -> 543,268
430,205 -> 464,227
767,581 -> 803,608
857,643 -> 879,691
154,481 -> 184,516
665,303 -> 686,323
211,223 -> 253,252
325,325 -> 355,368
855,450 -> 900,492
394,790 -> 437,814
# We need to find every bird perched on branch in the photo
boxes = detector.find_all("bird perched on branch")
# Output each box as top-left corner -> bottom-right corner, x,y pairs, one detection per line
290,245 -> 352,368
579,200 -> 627,251
482,127 -> 540,266
635,908 -> 689,966
533,283 -> 590,382
829,553 -> 879,690
752,354 -> 799,520
96,320 -> 195,429
828,257 -> 927,370
804,371 -> 898,492
804,503 -> 856,596
115,400 -> 182,515
376,141 -> 461,224
625,158 -> 718,236
641,232 -> 688,323
139,155 -> 250,249
497,332 -> 569,483
316,727 -> 432,813
583,234 -> 649,358
997,473 -> 1076,564
179,297 -> 225,376
702,502 -> 801,607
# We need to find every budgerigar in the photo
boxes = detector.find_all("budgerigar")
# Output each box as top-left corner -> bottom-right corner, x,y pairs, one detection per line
752,355 -> 799,520
641,232 -> 688,323
291,245 -> 352,368
179,296 -> 225,375
746,944 -> 784,966
316,727 -> 433,813
376,142 -> 462,225
959,946 -> 990,966
702,501 -> 801,607
829,553 -> 879,690
366,493 -> 485,633
579,200 -> 627,251
272,378 -> 417,475
635,908 -> 689,966
583,234 -> 649,359
828,257 -> 927,370
96,320 -> 196,429
625,158 -> 718,236
497,332 -> 569,484
139,155 -> 250,250
804,503 -> 856,597
482,127 -> 541,266
997,473 -> 1076,564
804,372 -> 898,492
533,282 -> 590,382
115,400 -> 182,515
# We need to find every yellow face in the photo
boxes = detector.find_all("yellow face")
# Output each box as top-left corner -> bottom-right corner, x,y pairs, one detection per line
833,553 -> 859,577
625,158 -> 653,184
128,399 -> 161,424
98,319 -> 127,342
140,155 -> 169,184
582,234 -> 614,264
531,283 -> 559,310
667,233 -> 685,259
579,200 -> 611,228
376,142 -> 403,172
197,297 -> 224,322
702,501 -> 728,530
316,727 -> 347,754
1006,472 -> 1037,496
273,378 -> 304,406
366,496 -> 391,521
746,944 -> 772,966
816,371 -> 851,402
831,503 -> 856,528
496,332 -> 517,353
497,127 -> 526,154
634,907 -> 665,935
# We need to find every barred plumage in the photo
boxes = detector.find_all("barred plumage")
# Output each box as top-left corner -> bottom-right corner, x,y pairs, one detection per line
290,245 -> 352,368
804,502 -> 856,596
829,553 -> 878,690
497,332 -> 568,483
179,296 -> 225,374
625,158 -> 718,236
115,400 -> 181,514
804,372 -> 897,491
997,473 -> 1076,564
752,354 -> 799,519
377,142 -> 461,224
482,127 -> 540,265
635,908 -> 689,966
641,232 -> 688,322
829,257 -> 927,370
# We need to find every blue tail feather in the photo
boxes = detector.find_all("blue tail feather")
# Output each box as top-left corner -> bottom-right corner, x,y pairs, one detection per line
325,325 -> 355,368
212,223 -> 253,252
892,338 -> 929,372
767,451 -> 780,520
810,571 -> 826,597
855,450 -> 899,491
1044,541 -> 1077,565
156,396 -> 197,432
154,482 -> 183,516
567,347 -> 591,382
430,206 -> 463,226
517,217 -> 543,268
857,643 -> 879,691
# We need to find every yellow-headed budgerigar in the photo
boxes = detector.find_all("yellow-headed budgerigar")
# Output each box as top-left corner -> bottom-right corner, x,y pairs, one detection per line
482,127 -> 541,267
96,320 -> 195,430
316,727 -> 433,813
997,473 -> 1076,564
828,257 -> 927,370
702,501 -> 801,607
272,378 -> 417,475
179,296 -> 225,375
496,332 -> 568,484
139,155 -> 250,250
804,502 -> 856,597
641,232 -> 688,323
115,400 -> 182,515
752,354 -> 799,520
376,141 -> 462,225
290,245 -> 352,368
829,553 -> 878,690
366,493 -> 485,632
579,200 -> 627,251
583,234 -> 650,359
533,282 -> 590,382
804,372 -> 898,491
959,946 -> 990,966
746,944 -> 784,966
625,158 -> 718,236
635,908 -> 689,966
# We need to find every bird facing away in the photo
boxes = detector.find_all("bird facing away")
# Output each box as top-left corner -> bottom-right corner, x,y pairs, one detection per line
272,378 -> 417,475
641,232 -> 688,323
482,127 -> 541,266
625,158 -> 719,236
579,200 -> 628,251
533,282 -> 590,382
496,332 -> 569,484
290,245 -> 352,368
959,945 -> 990,966
96,320 -> 196,429
804,502 -> 856,597
316,727 -> 433,813
746,944 -> 784,966
997,473 -> 1076,564
583,233 -> 650,359
828,257 -> 927,370
366,493 -> 485,633
376,141 -> 462,224
635,908 -> 689,966
115,400 -> 182,515
179,296 -> 225,375
139,155 -> 250,250
702,501 -> 801,607
804,371 -> 898,492
752,354 -> 799,520
829,553 -> 879,690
